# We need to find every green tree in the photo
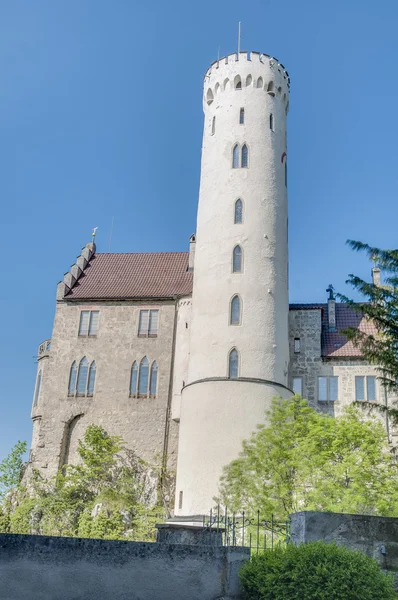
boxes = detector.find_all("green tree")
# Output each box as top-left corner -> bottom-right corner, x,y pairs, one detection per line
0,440 -> 27,499
0,425 -> 168,540
219,396 -> 398,520
339,240 -> 398,423
240,542 -> 397,600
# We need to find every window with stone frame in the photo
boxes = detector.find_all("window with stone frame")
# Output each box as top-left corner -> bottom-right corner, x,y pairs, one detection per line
138,310 -> 159,337
33,370 -> 42,407
355,376 -> 376,402
292,377 -> 303,395
68,357 -> 96,398
294,338 -> 301,353
78,310 -> 99,336
318,376 -> 338,402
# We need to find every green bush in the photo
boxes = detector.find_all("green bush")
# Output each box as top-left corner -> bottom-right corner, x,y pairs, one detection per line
240,541 -> 397,600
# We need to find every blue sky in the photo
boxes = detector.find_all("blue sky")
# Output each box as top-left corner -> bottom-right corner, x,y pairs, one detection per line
0,0 -> 397,461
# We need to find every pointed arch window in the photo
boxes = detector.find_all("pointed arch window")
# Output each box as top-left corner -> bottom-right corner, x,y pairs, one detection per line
234,199 -> 243,224
211,116 -> 216,135
87,361 -> 96,397
230,296 -> 241,325
235,76 -> 242,90
68,361 -> 77,396
246,74 -> 252,87
228,349 -> 239,378
232,144 -> 240,168
267,81 -> 275,95
257,77 -> 263,89
138,357 -> 149,397
206,89 -> 214,105
241,144 -> 248,168
239,108 -> 245,124
233,245 -> 243,273
130,362 -> 138,397
33,370 -> 42,407
149,361 -> 158,397
76,358 -> 89,396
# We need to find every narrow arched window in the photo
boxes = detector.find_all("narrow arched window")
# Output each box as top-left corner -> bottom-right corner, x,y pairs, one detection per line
149,361 -> 158,397
233,245 -> 243,273
234,199 -> 243,224
270,113 -> 274,131
267,81 -> 274,95
68,361 -> 77,396
235,76 -> 242,90
206,89 -> 214,105
87,361 -> 96,397
130,362 -> 138,397
211,116 -> 216,135
230,296 -> 241,325
228,349 -> 239,378
241,144 -> 248,168
76,357 -> 88,396
223,78 -> 229,91
232,144 -> 239,168
239,108 -> 244,125
257,77 -> 263,89
215,82 -> 220,95
33,370 -> 42,406
246,75 -> 252,87
138,356 -> 149,397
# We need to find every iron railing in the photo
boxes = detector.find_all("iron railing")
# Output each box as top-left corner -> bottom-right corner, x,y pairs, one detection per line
202,506 -> 290,553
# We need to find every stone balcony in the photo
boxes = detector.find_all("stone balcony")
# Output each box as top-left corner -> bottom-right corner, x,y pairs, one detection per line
38,339 -> 51,359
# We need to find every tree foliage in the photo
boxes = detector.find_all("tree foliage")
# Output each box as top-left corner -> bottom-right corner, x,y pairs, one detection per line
239,541 -> 397,600
219,396 -> 398,520
0,425 -> 170,541
0,440 -> 27,499
339,240 -> 398,423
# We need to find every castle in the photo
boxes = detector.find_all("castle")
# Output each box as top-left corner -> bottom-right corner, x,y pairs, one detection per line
28,51 -> 387,517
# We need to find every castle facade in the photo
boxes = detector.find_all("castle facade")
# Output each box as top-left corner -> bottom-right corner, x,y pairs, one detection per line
28,51 -> 387,516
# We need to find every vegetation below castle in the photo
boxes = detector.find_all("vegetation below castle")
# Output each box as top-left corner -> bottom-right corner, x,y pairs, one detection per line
0,425 -> 169,540
219,397 -> 398,519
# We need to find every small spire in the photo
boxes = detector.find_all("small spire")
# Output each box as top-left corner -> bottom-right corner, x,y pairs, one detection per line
92,227 -> 98,243
326,284 -> 335,301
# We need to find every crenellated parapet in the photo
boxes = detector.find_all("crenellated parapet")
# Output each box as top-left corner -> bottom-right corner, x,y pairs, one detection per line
203,51 -> 290,113
56,242 -> 96,301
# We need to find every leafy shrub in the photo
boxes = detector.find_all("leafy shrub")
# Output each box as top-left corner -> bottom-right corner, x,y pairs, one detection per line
240,541 -> 397,600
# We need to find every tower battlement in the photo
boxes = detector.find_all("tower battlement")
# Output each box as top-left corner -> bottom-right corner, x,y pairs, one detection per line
203,51 -> 290,112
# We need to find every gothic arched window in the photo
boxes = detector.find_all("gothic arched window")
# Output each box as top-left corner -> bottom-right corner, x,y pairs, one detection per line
33,370 -> 42,407
130,362 -> 138,397
235,75 -> 242,90
267,81 -> 274,95
246,75 -> 252,87
241,144 -> 248,168
68,361 -> 77,396
76,357 -> 89,396
87,361 -> 96,397
138,357 -> 149,397
234,199 -> 243,224
232,144 -> 239,168
230,296 -> 241,325
149,361 -> 158,397
232,245 -> 243,273
257,77 -> 263,89
228,348 -> 239,378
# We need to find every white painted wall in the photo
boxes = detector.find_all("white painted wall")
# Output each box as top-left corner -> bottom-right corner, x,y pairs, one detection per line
175,52 -> 291,515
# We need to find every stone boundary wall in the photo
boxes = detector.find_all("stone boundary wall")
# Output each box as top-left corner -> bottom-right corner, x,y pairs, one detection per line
290,511 -> 398,572
0,533 -> 249,600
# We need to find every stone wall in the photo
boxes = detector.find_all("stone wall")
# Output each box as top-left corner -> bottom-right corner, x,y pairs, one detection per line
29,299 -> 181,479
290,511 -> 398,573
0,533 -> 249,600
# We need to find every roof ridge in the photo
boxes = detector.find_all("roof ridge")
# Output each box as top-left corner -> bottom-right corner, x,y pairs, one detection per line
95,251 -> 189,256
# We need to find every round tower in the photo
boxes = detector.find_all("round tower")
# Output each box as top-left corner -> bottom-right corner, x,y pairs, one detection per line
175,51 -> 292,516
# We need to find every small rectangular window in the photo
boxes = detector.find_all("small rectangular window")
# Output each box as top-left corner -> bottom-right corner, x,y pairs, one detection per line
138,309 -> 159,337
318,376 -> 338,402
294,338 -> 301,353
356,376 -> 376,402
239,108 -> 244,124
79,310 -> 99,336
178,490 -> 183,510
292,377 -> 303,395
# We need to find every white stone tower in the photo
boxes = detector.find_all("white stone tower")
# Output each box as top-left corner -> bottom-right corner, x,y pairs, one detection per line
174,51 -> 291,516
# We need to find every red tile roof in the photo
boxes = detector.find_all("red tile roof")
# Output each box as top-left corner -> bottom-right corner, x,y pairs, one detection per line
66,252 -> 193,300
290,303 -> 376,358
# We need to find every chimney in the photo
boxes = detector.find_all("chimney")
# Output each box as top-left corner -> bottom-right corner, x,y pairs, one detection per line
372,267 -> 381,286
326,284 -> 336,331
188,234 -> 196,272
